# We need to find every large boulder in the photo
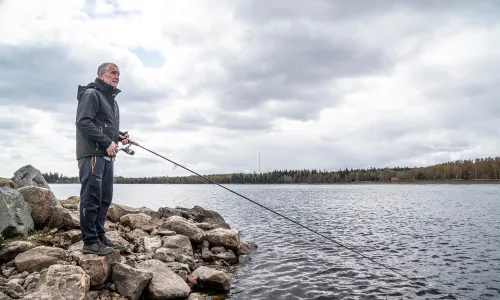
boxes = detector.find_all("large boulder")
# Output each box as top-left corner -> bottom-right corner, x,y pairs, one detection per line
161,216 -> 205,243
17,186 -> 62,228
120,213 -> 152,230
14,246 -> 67,273
161,234 -> 193,257
45,207 -> 80,230
0,187 -> 34,239
178,206 -> 230,229
22,264 -> 90,300
137,259 -> 191,299
107,204 -> 156,223
12,165 -> 50,189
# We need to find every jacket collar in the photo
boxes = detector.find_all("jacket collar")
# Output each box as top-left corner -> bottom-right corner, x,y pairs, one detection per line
94,78 -> 121,99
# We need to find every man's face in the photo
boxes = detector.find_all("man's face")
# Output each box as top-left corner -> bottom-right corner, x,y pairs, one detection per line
99,65 -> 120,88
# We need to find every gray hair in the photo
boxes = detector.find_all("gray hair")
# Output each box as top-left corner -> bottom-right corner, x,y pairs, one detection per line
97,62 -> 119,76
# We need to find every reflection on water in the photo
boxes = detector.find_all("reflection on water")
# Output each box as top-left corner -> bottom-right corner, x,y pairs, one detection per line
51,183 -> 500,299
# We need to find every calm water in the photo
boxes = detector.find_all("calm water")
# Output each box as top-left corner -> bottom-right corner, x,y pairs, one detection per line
50,183 -> 500,300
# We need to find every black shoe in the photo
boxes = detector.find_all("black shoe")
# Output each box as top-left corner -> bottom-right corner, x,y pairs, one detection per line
82,242 -> 115,256
101,236 -> 118,249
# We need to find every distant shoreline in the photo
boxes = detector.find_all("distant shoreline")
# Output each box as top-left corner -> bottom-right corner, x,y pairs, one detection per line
49,179 -> 500,185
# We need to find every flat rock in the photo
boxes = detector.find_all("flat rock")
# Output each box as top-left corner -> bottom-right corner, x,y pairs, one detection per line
161,216 -> 205,243
14,246 -> 66,273
192,266 -> 230,291
107,204 -> 156,223
120,213 -> 151,230
111,263 -> 153,300
143,236 -> 162,253
137,259 -> 190,299
0,187 -> 34,239
22,264 -> 90,300
0,241 -> 36,263
205,228 -> 240,250
161,234 -> 193,257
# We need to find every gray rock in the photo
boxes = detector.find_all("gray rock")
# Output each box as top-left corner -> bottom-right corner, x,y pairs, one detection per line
157,207 -> 189,219
188,293 -> 206,300
236,239 -> 258,255
14,246 -> 66,273
143,236 -> 162,253
177,255 -> 197,271
120,213 -> 151,230
0,178 -> 15,189
152,248 -> 176,263
191,266 -> 230,291
161,234 -> 193,257
205,228 -> 240,250
0,241 -> 35,263
63,229 -> 82,243
107,204 -> 157,223
5,282 -> 24,299
111,263 -> 153,300
180,205 -> 230,229
105,231 -> 133,254
137,259 -> 190,299
0,291 -> 10,300
161,216 -> 205,243
12,165 -> 50,190
0,187 -> 34,239
17,187 -> 61,228
22,264 -> 90,300
45,207 -> 80,230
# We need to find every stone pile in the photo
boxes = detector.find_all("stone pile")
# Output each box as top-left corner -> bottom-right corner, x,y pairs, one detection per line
0,165 -> 257,300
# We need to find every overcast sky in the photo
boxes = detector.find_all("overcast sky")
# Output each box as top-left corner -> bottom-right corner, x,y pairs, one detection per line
1,0 -> 499,178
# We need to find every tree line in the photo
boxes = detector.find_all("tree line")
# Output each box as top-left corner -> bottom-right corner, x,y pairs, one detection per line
42,156 -> 500,184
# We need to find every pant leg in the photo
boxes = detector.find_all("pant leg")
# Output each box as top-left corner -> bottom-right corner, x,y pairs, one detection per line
96,158 -> 114,243
78,156 -> 105,245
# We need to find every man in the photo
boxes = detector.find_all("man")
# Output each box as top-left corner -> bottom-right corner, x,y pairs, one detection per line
75,62 -> 129,255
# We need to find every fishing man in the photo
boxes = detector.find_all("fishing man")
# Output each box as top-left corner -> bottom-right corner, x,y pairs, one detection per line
75,62 -> 130,255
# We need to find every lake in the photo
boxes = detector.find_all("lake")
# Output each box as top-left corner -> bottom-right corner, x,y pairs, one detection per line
50,183 -> 500,299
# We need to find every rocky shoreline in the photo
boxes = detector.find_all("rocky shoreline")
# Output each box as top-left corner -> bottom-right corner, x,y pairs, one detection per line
0,165 -> 257,300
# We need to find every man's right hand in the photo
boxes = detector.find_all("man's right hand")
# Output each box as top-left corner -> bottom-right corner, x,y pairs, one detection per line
106,142 -> 118,157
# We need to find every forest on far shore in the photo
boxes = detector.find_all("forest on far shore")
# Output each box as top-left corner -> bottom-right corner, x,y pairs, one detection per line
42,156 -> 500,184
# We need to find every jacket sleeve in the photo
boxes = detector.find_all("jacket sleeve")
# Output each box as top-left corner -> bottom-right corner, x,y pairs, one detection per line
75,91 -> 113,149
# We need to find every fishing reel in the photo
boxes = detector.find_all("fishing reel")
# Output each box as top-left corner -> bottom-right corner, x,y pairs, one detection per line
118,143 -> 135,155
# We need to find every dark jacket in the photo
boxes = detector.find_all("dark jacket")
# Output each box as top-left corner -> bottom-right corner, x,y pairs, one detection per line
75,78 -> 125,160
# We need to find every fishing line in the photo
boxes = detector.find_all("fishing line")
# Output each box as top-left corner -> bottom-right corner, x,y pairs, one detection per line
122,140 -> 456,299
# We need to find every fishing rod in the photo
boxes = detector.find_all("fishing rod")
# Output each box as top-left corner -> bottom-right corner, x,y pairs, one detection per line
119,139 -> 456,299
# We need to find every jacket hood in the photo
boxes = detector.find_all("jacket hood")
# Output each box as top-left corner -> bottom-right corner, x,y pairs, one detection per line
77,78 -> 121,101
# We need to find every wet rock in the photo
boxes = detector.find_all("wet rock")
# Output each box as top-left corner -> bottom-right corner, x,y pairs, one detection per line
0,187 -> 34,239
191,266 -> 230,292
107,204 -> 156,223
71,250 -> 121,286
111,263 -> 153,300
161,234 -> 193,257
236,239 -> 258,255
17,187 -> 62,228
161,216 -> 205,243
120,213 -> 151,231
105,231 -> 133,254
12,165 -> 50,190
14,246 -> 66,273
22,264 -> 90,300
181,205 -> 230,229
188,292 -> 205,300
205,228 -> 240,250
137,259 -> 190,299
0,241 -> 36,263
0,178 -> 14,189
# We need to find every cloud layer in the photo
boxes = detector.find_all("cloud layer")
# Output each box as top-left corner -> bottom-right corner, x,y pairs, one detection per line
1,0 -> 499,178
